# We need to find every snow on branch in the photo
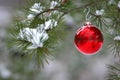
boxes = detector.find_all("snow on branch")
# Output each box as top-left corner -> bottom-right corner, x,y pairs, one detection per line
18,1 -> 60,50
114,36 -> 120,41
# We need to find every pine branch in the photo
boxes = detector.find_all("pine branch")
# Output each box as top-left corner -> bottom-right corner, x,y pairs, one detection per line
107,64 -> 120,80
32,0 -> 107,22
7,0 -> 120,69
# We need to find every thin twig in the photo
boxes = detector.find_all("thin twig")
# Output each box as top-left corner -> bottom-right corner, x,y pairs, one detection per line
35,0 -> 107,19
36,5 -> 62,17
58,12 -> 68,22
63,0 -> 107,15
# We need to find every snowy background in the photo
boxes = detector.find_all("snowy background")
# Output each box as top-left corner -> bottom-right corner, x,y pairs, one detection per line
0,0 -> 115,80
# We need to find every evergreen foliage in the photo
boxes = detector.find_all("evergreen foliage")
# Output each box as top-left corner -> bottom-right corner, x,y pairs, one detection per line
3,0 -> 120,80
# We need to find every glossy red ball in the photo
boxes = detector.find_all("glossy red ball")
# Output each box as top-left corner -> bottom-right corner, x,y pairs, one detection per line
74,22 -> 103,55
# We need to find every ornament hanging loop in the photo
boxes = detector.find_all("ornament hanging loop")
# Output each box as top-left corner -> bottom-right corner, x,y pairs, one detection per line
84,7 -> 92,21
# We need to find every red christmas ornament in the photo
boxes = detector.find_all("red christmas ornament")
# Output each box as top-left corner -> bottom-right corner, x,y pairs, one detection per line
74,22 -> 103,55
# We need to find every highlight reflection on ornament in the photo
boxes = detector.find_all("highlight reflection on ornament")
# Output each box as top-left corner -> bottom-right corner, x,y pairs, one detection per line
74,22 -> 103,55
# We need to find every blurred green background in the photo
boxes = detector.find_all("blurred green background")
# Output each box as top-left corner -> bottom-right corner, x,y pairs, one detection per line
0,0 -> 115,80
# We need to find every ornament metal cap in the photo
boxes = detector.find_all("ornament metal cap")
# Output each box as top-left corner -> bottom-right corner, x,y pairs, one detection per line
84,22 -> 91,26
